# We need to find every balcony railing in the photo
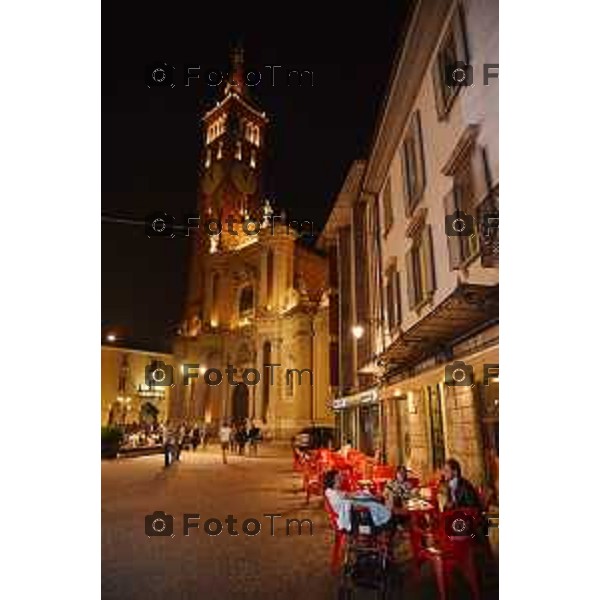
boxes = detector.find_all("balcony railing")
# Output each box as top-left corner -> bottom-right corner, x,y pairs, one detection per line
477,186 -> 499,268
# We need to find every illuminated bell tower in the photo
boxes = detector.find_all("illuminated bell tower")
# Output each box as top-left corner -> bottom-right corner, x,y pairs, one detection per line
184,45 -> 269,327
199,45 -> 268,249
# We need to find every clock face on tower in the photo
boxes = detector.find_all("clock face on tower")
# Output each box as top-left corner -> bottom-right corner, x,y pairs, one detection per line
232,161 -> 257,194
201,162 -> 224,194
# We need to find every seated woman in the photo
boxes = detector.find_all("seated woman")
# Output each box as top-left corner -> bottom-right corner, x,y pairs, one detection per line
324,470 -> 392,532
384,466 -> 414,509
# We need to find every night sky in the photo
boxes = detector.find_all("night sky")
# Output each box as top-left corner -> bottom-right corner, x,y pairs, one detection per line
102,1 -> 410,352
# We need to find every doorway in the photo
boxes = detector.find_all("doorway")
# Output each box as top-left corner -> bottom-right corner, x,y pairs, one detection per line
427,384 -> 446,470
232,382 -> 249,422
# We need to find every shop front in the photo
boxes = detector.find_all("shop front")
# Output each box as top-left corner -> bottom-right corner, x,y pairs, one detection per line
382,326 -> 499,489
333,388 -> 381,456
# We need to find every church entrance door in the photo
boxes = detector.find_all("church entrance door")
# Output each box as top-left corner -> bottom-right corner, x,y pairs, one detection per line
231,383 -> 249,422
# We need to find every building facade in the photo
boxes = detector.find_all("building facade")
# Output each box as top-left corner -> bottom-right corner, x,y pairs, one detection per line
171,48 -> 332,439
322,0 -> 498,491
101,345 -> 173,426
320,161 -> 385,455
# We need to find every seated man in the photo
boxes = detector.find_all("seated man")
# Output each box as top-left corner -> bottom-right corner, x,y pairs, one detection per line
443,458 -> 482,510
324,470 -> 392,532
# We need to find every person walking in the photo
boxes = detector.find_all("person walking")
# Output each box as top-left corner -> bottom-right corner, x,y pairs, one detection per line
236,423 -> 248,456
164,429 -> 177,468
229,423 -> 237,453
248,421 -> 260,457
219,421 -> 232,464
191,425 -> 200,451
201,423 -> 209,449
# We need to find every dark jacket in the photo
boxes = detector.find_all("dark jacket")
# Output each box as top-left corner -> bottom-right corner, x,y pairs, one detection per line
447,477 -> 482,510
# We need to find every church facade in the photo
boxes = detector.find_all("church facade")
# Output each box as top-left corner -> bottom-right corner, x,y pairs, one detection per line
171,48 -> 333,439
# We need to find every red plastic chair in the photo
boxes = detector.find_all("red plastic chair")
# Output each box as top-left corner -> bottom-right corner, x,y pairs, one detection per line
303,458 -> 324,504
408,507 -> 482,600
338,466 -> 359,492
372,464 -> 395,494
372,464 -> 395,480
324,496 -> 347,574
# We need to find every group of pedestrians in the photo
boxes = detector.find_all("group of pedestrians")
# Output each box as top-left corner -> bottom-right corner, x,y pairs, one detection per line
163,421 -> 212,467
219,419 -> 262,464
161,419 -> 263,467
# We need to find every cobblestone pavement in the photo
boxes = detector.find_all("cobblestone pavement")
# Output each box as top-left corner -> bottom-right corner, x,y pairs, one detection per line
102,443 -> 498,600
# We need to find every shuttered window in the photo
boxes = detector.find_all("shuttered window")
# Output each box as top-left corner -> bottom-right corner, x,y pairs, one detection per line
386,277 -> 395,331
385,264 -> 403,333
382,179 -> 393,236
433,3 -> 470,119
406,224 -> 436,310
401,111 -> 427,215
445,145 -> 490,269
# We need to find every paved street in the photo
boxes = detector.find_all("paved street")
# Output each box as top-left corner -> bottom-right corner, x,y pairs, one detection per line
102,444 -> 498,600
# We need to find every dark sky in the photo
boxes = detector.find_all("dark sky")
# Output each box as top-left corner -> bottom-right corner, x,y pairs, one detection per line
102,1 -> 410,352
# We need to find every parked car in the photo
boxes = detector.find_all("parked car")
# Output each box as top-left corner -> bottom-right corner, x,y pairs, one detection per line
292,425 -> 337,450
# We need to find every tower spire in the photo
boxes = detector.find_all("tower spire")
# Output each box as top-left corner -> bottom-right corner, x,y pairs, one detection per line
226,42 -> 245,96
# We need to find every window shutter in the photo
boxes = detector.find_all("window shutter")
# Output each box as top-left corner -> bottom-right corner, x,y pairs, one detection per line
406,250 -> 417,310
386,279 -> 394,331
422,225 -> 436,296
471,145 -> 490,206
394,270 -> 402,326
400,144 -> 412,217
415,111 -> 426,200
432,59 -> 446,120
454,3 -> 470,65
383,179 -> 393,233
444,189 -> 462,269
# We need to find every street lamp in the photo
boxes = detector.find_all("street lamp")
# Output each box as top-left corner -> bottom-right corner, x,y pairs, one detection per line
351,324 -> 365,340
106,333 -> 117,342
351,316 -> 387,340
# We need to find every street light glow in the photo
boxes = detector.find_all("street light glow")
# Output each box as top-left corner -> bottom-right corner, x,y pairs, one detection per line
106,333 -> 117,342
351,324 -> 365,340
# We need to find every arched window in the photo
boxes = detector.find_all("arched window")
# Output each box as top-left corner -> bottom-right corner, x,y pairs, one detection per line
239,285 -> 254,315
